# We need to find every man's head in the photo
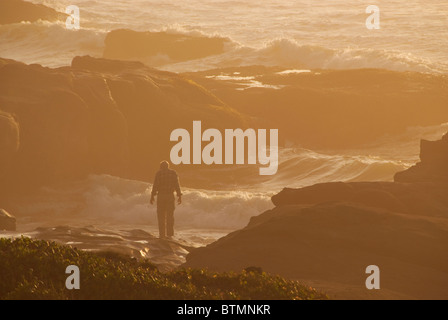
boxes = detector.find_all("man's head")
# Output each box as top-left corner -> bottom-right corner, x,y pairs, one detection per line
160,160 -> 170,170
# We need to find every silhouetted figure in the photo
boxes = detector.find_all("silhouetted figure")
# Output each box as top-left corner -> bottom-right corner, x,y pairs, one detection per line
150,161 -> 182,239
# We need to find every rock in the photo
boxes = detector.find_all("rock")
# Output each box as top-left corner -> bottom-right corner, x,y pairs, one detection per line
0,111 -> 19,179
103,29 -> 227,65
0,0 -> 66,25
188,67 -> 448,149
0,56 -> 245,193
272,182 -> 355,206
270,181 -> 448,217
0,209 -> 16,231
185,200 -> 448,299
395,132 -> 448,183
184,134 -> 448,299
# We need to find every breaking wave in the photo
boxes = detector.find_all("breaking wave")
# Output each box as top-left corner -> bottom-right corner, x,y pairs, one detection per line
1,20 -> 446,73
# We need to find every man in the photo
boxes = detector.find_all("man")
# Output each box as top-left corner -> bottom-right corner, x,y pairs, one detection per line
150,161 -> 182,239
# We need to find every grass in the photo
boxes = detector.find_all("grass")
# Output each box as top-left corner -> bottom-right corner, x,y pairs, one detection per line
0,237 -> 328,300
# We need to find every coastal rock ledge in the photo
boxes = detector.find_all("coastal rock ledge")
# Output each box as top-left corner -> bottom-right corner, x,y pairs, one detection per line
0,209 -> 16,231
185,133 -> 448,300
395,132 -> 448,183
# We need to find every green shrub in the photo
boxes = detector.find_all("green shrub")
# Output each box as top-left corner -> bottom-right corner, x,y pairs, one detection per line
0,237 -> 328,300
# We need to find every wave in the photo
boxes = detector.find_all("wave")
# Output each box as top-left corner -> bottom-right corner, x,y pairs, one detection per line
359,122 -> 448,161
0,20 -> 105,67
6,174 -> 271,266
256,38 -> 445,73
81,174 -> 273,230
260,148 -> 410,191
163,37 -> 446,73
1,19 -> 446,74
266,123 -> 448,190
15,174 -> 273,231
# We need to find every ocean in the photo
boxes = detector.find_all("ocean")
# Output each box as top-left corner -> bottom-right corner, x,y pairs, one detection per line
1,0 -> 448,73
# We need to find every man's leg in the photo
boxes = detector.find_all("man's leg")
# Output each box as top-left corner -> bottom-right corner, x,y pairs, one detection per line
166,207 -> 175,238
157,205 -> 166,238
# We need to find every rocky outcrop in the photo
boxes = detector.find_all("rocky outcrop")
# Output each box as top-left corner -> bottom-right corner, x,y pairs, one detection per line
188,67 -> 448,148
0,209 -> 16,231
395,133 -> 448,183
185,134 -> 448,299
0,56 -> 245,193
185,196 -> 448,299
103,30 -> 228,66
0,111 -> 19,179
270,181 -> 448,217
0,0 -> 66,25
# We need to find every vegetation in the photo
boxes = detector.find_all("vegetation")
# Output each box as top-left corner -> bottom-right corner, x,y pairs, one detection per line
0,237 -> 328,300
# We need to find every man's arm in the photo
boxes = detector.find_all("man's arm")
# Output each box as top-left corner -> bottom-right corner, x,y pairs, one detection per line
174,173 -> 182,205
150,172 -> 159,204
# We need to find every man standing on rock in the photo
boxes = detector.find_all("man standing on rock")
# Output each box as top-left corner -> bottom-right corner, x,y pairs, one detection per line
150,161 -> 182,239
